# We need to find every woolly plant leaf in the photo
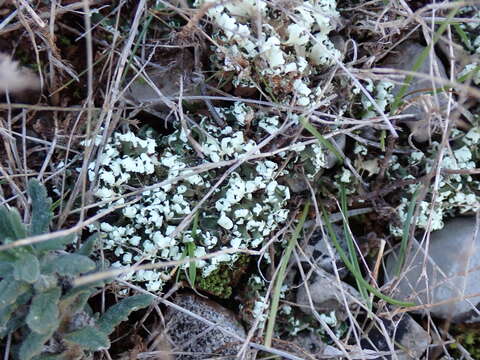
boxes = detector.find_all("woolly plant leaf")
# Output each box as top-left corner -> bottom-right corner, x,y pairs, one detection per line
63,326 -> 110,350
0,311 -> 22,339
0,277 -> 30,308
0,303 -> 17,334
34,233 -> 76,253
26,288 -> 61,334
33,274 -> 58,293
28,179 -> 53,236
18,330 -> 53,360
76,233 -> 99,256
52,254 -> 96,276
97,294 -> 153,335
0,289 -> 31,337
59,288 -> 92,316
0,206 -> 27,242
13,253 -> 40,283
0,261 -> 13,273
34,353 -> 67,360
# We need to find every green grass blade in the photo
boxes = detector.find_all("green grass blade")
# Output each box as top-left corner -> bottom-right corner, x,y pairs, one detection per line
187,241 -> 197,288
340,186 -> 370,305
264,201 -> 310,347
187,212 -> 200,288
456,64 -> 480,83
395,187 -> 420,276
321,205 -> 414,307
380,130 -> 386,152
453,23 -> 472,51
300,117 -> 344,162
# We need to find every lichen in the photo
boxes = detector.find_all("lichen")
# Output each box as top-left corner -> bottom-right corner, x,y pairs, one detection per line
390,126 -> 480,235
197,0 -> 341,107
458,6 -> 480,54
352,79 -> 394,119
86,103 -> 331,292
459,63 -> 480,86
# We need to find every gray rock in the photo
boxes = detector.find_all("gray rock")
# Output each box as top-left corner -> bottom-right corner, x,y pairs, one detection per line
125,51 -> 201,109
326,134 -> 346,169
361,314 -> 430,359
165,294 -> 248,359
283,173 -> 310,193
382,42 -> 449,142
296,266 -> 360,319
290,331 -> 326,358
385,217 -> 480,322
300,222 -> 349,279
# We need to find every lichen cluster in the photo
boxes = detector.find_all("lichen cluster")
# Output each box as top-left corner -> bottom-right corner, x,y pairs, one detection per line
353,80 -> 394,119
240,274 -> 339,338
198,0 -> 341,106
87,103 -> 329,291
391,127 -> 480,233
346,78 -> 480,234
83,0 -> 479,301
456,6 -> 480,86
458,6 -> 480,54
85,0 -> 344,294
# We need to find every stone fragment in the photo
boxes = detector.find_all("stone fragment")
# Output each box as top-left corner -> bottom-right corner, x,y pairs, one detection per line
125,51 -> 200,110
165,293 -> 248,359
385,217 -> 480,322
290,331 -> 326,358
382,42 -> 449,142
361,314 -> 430,359
296,266 -> 360,319
325,134 -> 346,169
300,222 -> 349,279
284,174 -> 310,193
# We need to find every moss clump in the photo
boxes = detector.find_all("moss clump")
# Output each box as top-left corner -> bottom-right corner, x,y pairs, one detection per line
449,324 -> 480,360
449,325 -> 480,359
198,268 -> 233,299
197,254 -> 250,299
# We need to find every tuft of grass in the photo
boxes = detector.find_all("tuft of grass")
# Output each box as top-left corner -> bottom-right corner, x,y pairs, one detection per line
300,117 -> 344,162
453,23 -> 472,51
395,186 -> 419,276
187,212 -> 200,288
320,203 -> 414,308
264,201 -> 310,348
339,185 -> 370,308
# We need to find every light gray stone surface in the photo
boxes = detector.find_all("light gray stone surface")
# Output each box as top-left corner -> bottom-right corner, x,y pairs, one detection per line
325,134 -> 346,169
382,41 -> 449,142
125,51 -> 200,109
165,293 -> 247,359
385,217 -> 480,322
300,222 -> 349,279
296,266 -> 360,318
290,332 -> 326,358
362,314 -> 430,359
